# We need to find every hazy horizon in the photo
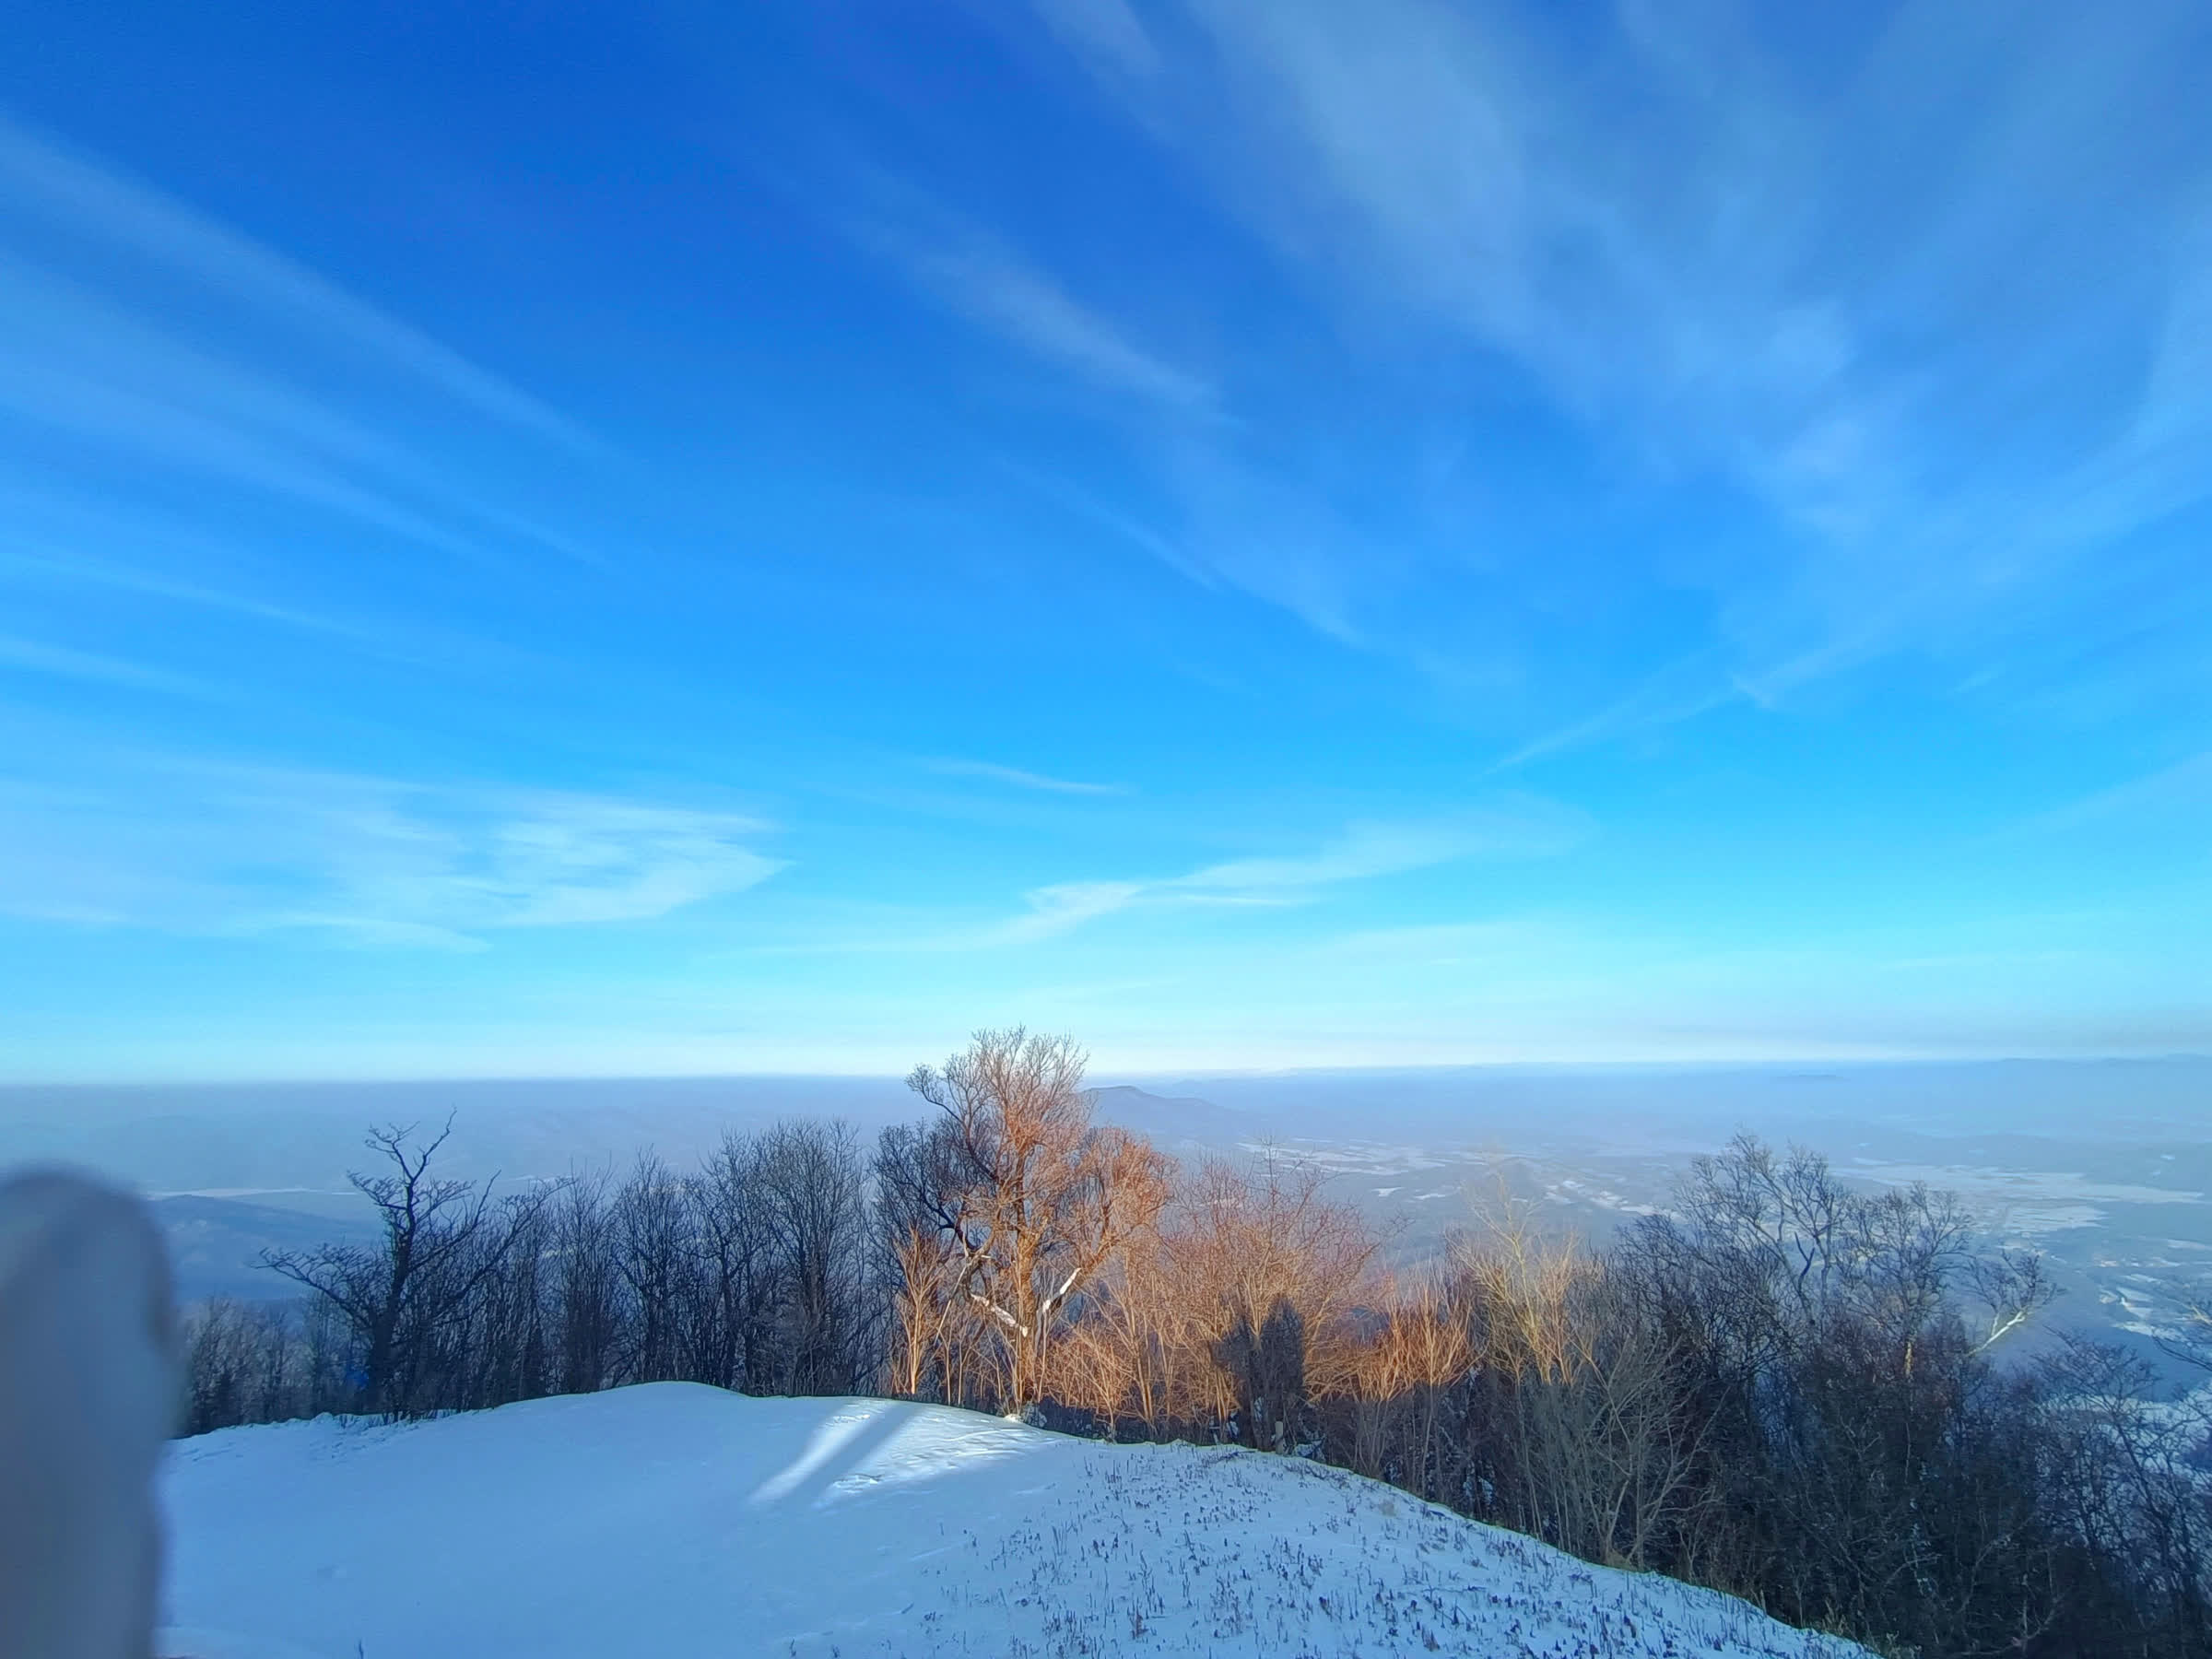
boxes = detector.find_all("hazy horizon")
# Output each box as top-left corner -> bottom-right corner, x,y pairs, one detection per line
5,1049 -> 2208,1089
16,1057 -> 2207,1390
11,1053 -> 2207,1171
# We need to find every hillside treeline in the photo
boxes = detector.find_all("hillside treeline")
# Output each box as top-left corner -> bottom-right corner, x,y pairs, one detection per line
184,1030 -> 2211,1659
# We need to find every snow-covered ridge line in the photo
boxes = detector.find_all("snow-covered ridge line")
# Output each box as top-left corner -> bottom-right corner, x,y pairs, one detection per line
160,1382 -> 1869,1659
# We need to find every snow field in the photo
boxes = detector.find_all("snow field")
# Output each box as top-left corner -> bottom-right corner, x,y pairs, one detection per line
159,1382 -> 1867,1659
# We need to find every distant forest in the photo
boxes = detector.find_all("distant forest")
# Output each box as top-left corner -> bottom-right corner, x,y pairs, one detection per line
182,1029 -> 2212,1659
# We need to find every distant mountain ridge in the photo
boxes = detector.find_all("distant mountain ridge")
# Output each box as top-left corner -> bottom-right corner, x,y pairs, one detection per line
153,1194 -> 379,1304
1086,1083 -> 1250,1150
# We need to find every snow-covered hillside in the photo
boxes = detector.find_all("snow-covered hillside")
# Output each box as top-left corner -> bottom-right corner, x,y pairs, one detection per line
159,1383 -> 1865,1659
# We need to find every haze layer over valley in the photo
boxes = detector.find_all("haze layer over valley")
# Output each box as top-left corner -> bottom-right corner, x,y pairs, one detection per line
12,1057 -> 2206,1381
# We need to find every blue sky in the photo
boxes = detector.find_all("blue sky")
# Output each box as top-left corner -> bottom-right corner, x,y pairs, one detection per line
0,0 -> 2206,1079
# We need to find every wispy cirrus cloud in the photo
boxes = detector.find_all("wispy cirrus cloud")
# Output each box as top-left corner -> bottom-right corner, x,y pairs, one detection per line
0,759 -> 783,948
2014,750 -> 2212,838
995,879 -> 1150,944
835,160 -> 1212,413
892,228 -> 1213,410
2,541 -> 356,642
1030,0 -> 1161,82
1488,653 -> 1745,771
0,633 -> 215,698
0,115 -> 588,451
1172,810 -> 1577,890
1015,0 -> 2212,732
0,486 -> 547,677
995,799 -> 1590,941
924,756 -> 1132,795
0,113 -> 603,568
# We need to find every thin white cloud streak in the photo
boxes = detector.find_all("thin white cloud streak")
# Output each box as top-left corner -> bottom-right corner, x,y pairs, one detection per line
0,116 -> 606,567
990,455 -> 1223,592
1025,0 -> 2212,711
995,879 -> 1150,944
1031,0 -> 1162,81
237,784 -> 786,945
995,801 -> 1591,942
0,303 -> 447,557
0,634 -> 212,697
2015,750 -> 2212,837
0,115 -> 591,453
0,253 -> 548,562
839,169 -> 1212,411
1157,450 -> 1377,646
1175,813 -> 1571,890
1488,654 -> 1744,771
0,544 -> 369,643
900,233 -> 1214,409
0,763 -> 784,947
924,757 -> 1132,795
0,486 -> 545,672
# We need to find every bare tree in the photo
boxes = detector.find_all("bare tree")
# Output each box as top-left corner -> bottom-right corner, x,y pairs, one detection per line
883,1217 -> 954,1399
1444,1214 -> 1700,1571
1056,1151 -> 1380,1446
262,1119 -> 550,1416
202,1098 -> 2206,1659
613,1150 -> 694,1384
465,1190 -> 554,1407
1177,1154 -> 1378,1448
552,1168 -> 621,1395
901,1029 -> 1170,1411
756,1120 -> 879,1394
1612,1135 -> 2079,1648
180,1299 -> 295,1435
688,1132 -> 774,1391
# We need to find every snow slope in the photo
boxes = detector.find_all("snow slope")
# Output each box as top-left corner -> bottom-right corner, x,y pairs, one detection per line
159,1383 -> 1866,1659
